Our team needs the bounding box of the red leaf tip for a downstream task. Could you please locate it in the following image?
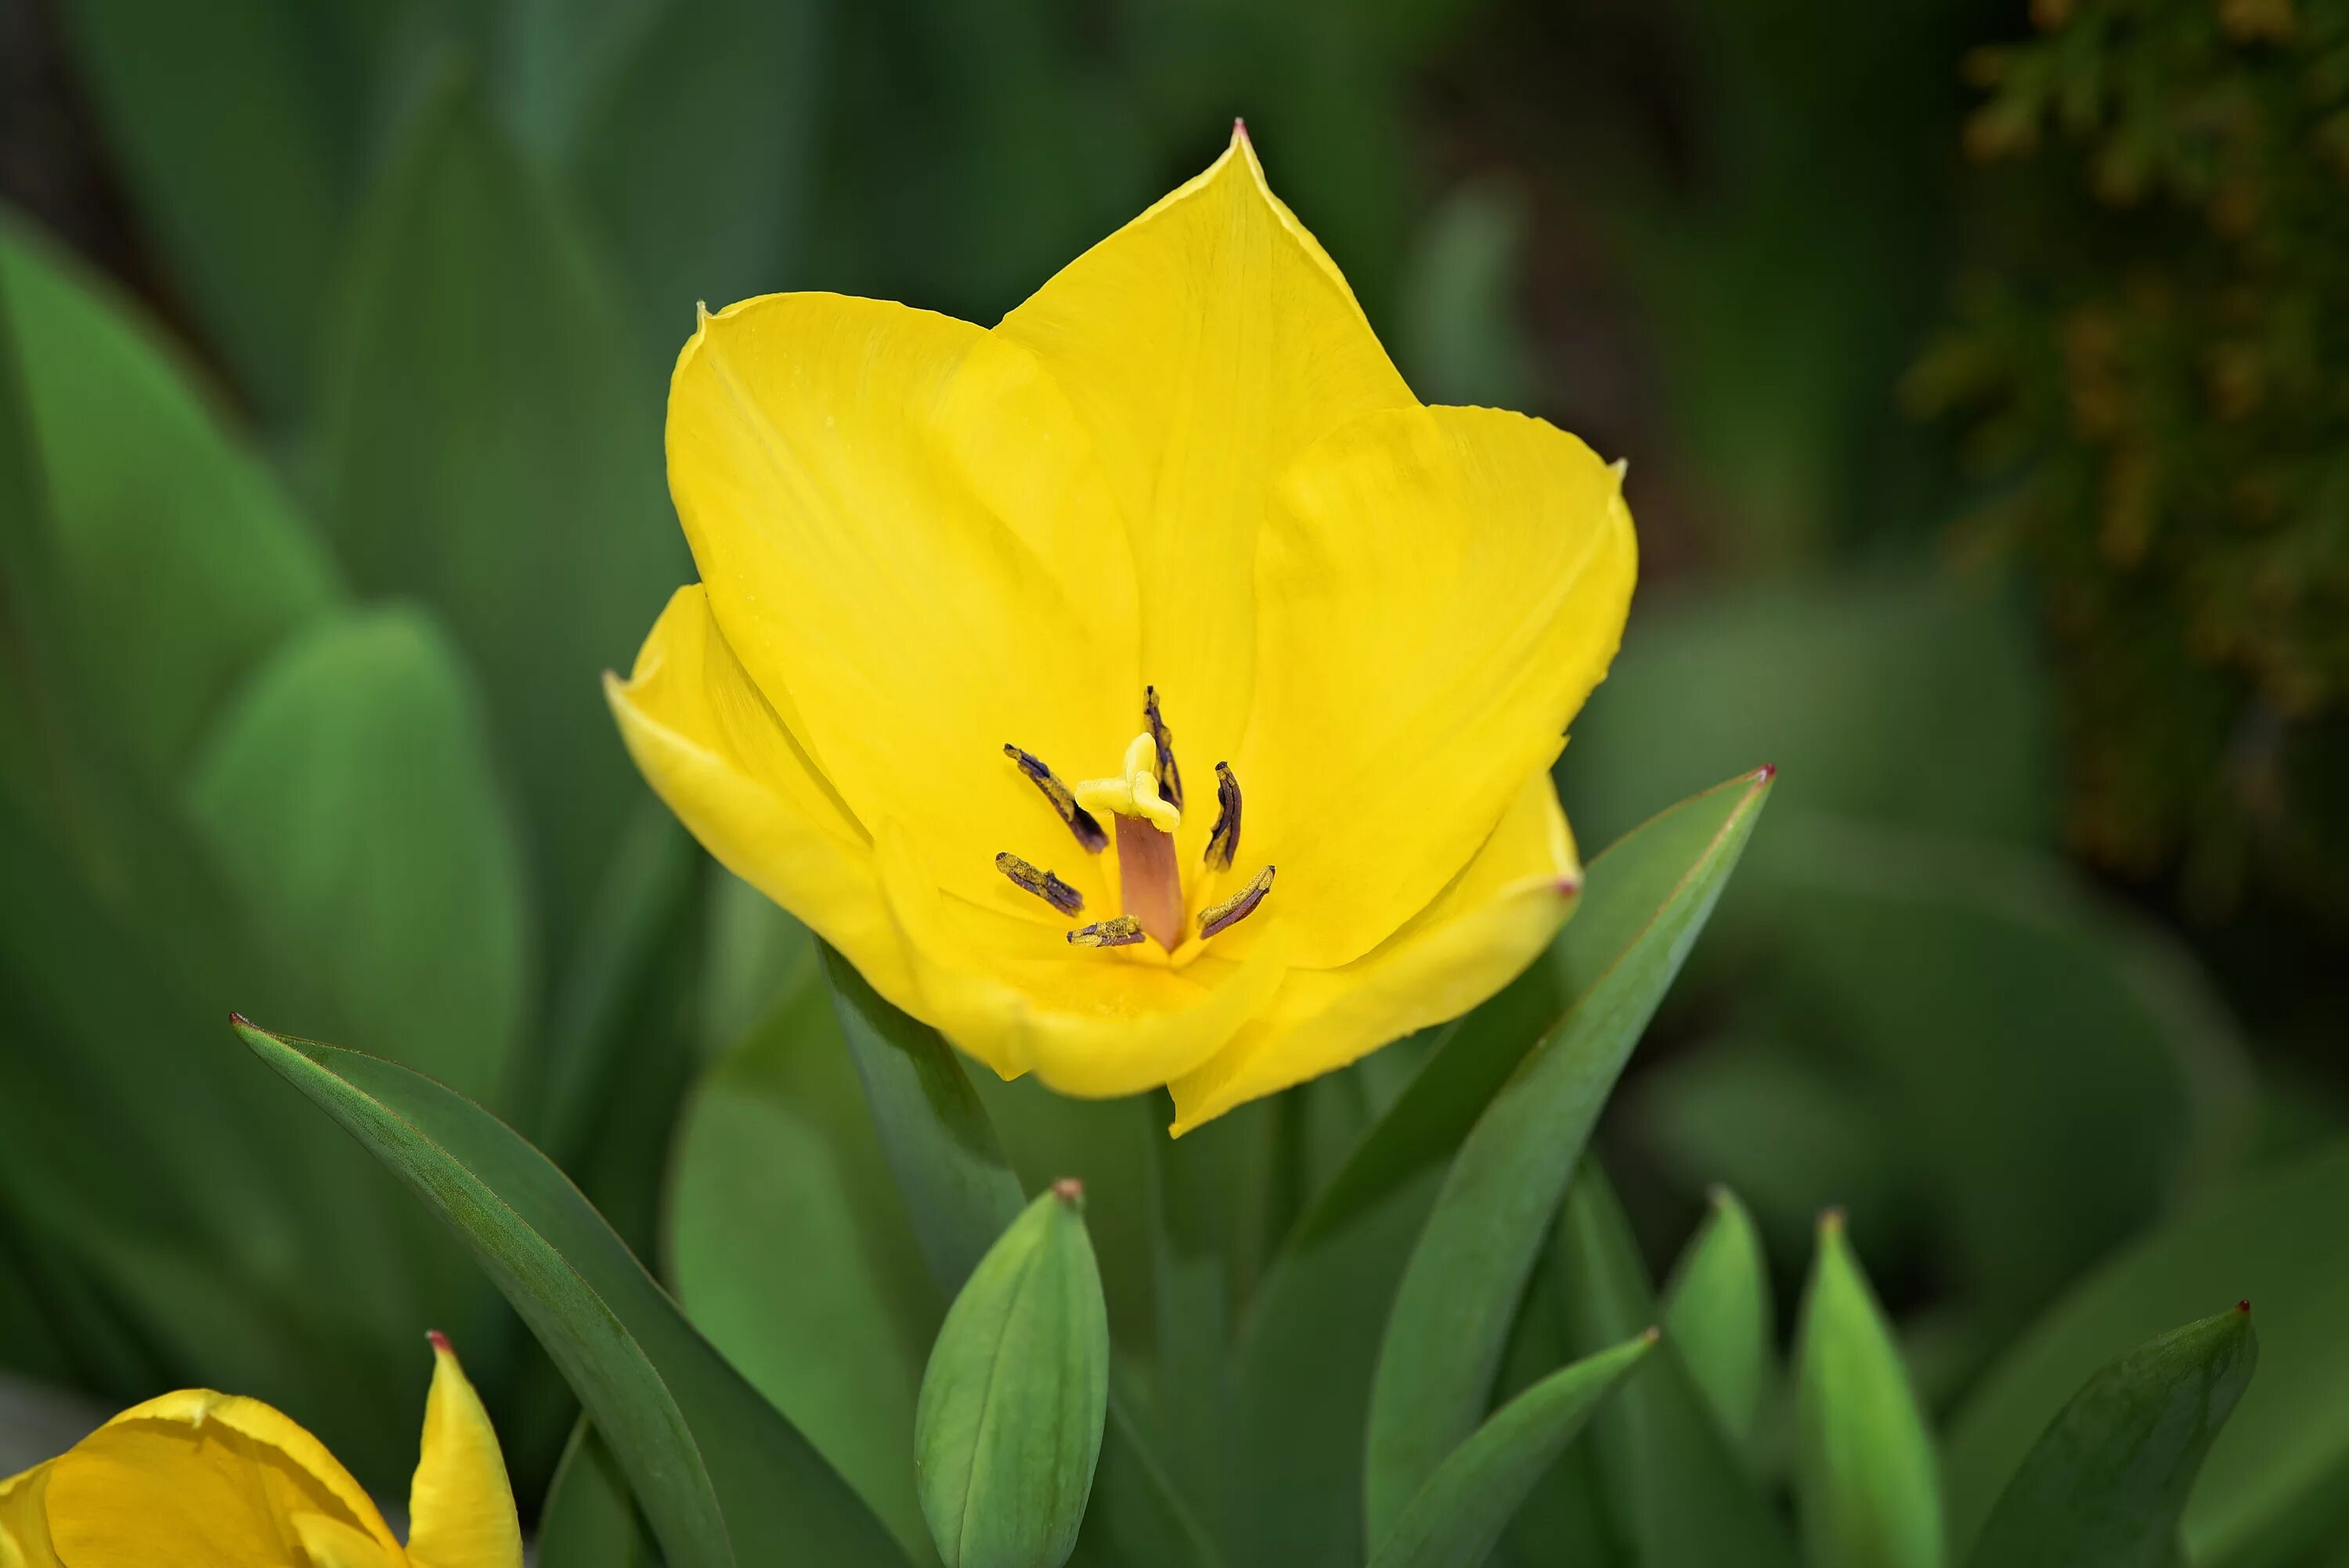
[228,1011,251,1028]
[2237,1299,2252,1314]
[1756,762,1778,782]
[1051,1177,1084,1205]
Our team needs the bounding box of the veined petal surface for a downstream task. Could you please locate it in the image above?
[1171,764,1580,1132]
[39,1391,404,1568]
[1238,405,1632,968]
[998,125,1416,838]
[669,291,1138,913]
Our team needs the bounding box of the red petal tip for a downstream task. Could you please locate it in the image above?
[427,1329,453,1353]
[1555,875,1583,898]
[1232,117,1250,142]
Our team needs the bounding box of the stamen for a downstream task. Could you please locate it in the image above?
[1205,761,1242,871]
[995,852,1083,916]
[1143,686,1183,810]
[1198,866,1275,940]
[1005,744,1109,852]
[1068,915,1146,948]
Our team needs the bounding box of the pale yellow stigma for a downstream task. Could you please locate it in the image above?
[1075,734,1182,832]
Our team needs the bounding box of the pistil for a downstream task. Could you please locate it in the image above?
[1115,815,1185,949]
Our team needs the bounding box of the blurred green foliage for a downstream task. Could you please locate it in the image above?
[2,0,2347,1563]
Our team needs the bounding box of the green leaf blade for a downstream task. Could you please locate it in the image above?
[1367,1332,1654,1568]
[1795,1212,1945,1568]
[237,1018,909,1568]
[1662,1184,1775,1458]
[1362,766,1773,1541]
[1965,1307,2257,1568]
[916,1184,1111,1568]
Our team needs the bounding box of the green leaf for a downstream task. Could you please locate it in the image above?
[539,1417,662,1568]
[916,1184,1110,1568]
[565,0,824,369]
[1661,1185,1774,1458]
[319,70,680,964]
[669,954,939,1562]
[1945,1141,2349,1568]
[1795,1212,1944,1568]
[824,945,1026,1287]
[237,1018,910,1568]
[1553,1161,1796,1568]
[1964,1307,2257,1568]
[1367,1332,1653,1568]
[48,0,381,416]
[820,946,1221,1568]
[1362,766,1773,1541]
[0,218,338,778]
[1227,767,1775,1568]
[189,609,527,1106]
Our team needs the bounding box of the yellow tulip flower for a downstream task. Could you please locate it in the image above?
[609,122,1636,1130]
[0,1335,520,1568]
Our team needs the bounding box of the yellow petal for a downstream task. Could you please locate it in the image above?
[296,1513,405,1568]
[1236,405,1633,969]
[0,1458,63,1568]
[666,291,1138,914]
[997,124,1416,826]
[875,822,1287,1096]
[40,1389,403,1567]
[608,584,911,998]
[405,1335,522,1568]
[1168,764,1581,1132]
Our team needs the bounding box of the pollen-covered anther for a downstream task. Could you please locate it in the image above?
[1205,761,1241,871]
[1143,686,1183,810]
[1005,744,1109,852]
[1067,915,1146,948]
[1198,866,1275,940]
[995,852,1084,916]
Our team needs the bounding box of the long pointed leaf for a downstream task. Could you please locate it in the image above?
[1965,1307,2257,1568]
[1362,767,1772,1540]
[1227,766,1775,1568]
[238,1019,908,1568]
[1368,1332,1654,1568]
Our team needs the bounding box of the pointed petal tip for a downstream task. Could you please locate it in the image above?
[1232,116,1250,145]
[1553,874,1582,899]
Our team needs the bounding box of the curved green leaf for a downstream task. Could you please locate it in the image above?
[1946,1141,2349,1568]
[1362,767,1773,1541]
[1965,1307,2257,1568]
[1368,1332,1652,1568]
[191,609,527,1107]
[1661,1185,1773,1458]
[539,1417,661,1568]
[670,955,938,1561]
[0,218,337,777]
[1226,767,1775,1568]
[319,70,680,963]
[1795,1212,1944,1568]
[916,1184,1110,1568]
[238,1018,910,1568]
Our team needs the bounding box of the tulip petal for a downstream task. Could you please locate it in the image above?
[1237,404,1633,968]
[1168,765,1581,1132]
[667,292,1138,913]
[41,1390,404,1568]
[607,583,915,1000]
[875,823,1286,1097]
[0,1458,63,1568]
[997,125,1416,820]
[406,1336,523,1568]
[294,1513,404,1568]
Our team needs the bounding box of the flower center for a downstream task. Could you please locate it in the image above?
[1001,689,1269,953]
